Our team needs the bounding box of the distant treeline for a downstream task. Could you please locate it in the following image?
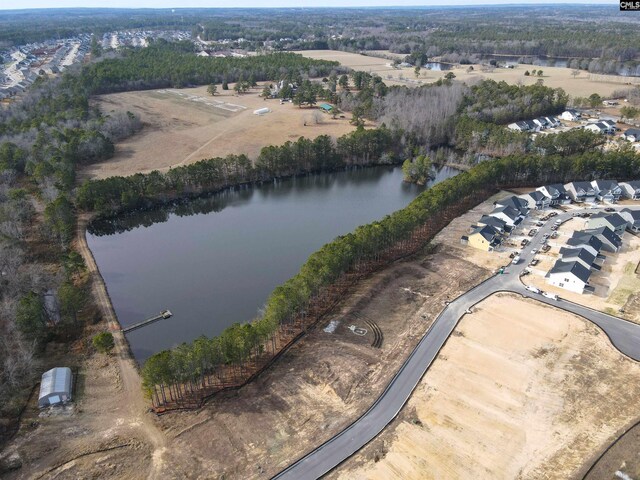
[140,146,640,409]
[76,129,396,214]
[77,41,343,93]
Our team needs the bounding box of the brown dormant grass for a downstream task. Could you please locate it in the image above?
[84,84,356,180]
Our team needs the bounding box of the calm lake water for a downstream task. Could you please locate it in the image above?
[87,165,459,361]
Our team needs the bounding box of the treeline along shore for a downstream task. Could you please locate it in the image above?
[104,144,640,411]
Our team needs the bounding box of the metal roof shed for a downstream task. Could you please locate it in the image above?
[38,367,73,408]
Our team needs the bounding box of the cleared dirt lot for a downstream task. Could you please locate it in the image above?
[155,246,490,479]
[331,293,640,480]
[296,50,627,97]
[84,84,356,180]
[1,240,492,479]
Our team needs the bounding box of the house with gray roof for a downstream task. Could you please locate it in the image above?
[488,205,524,227]
[558,247,601,271]
[547,260,593,294]
[564,181,597,203]
[584,226,623,252]
[476,215,509,234]
[619,208,640,232]
[591,180,622,203]
[566,232,603,256]
[622,128,640,142]
[461,224,502,251]
[586,213,628,237]
[519,190,550,210]
[619,181,640,200]
[536,184,571,205]
[496,195,529,216]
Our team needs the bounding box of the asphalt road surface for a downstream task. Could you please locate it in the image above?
[273,204,640,480]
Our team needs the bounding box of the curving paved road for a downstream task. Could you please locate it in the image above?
[272,205,640,480]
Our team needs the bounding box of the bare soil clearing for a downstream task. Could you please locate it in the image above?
[155,246,490,479]
[0,239,490,479]
[331,294,640,480]
[84,84,356,180]
[296,50,626,97]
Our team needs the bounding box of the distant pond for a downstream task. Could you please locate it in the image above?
[87,165,460,362]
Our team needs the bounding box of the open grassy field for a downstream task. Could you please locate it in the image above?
[332,293,640,480]
[296,50,630,98]
[83,84,356,180]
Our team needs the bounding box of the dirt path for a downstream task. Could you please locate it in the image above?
[75,214,167,478]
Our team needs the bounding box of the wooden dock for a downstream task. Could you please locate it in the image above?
[122,310,172,333]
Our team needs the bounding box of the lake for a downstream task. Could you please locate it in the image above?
[87,165,459,362]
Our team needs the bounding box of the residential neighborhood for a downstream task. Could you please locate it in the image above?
[461,178,640,296]
[0,30,190,100]
[506,107,640,150]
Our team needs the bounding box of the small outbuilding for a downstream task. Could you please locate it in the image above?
[38,367,73,408]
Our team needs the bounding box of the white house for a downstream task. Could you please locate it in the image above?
[591,180,622,203]
[623,128,640,142]
[477,215,509,234]
[518,190,550,210]
[507,120,538,132]
[543,116,560,127]
[560,109,581,122]
[619,208,640,232]
[601,119,617,130]
[533,117,549,129]
[508,121,529,132]
[564,181,597,203]
[584,122,615,135]
[488,205,524,227]
[547,260,593,294]
[619,181,640,200]
[536,184,571,205]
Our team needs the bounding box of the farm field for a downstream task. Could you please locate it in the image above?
[296,50,631,98]
[332,293,640,480]
[84,84,356,180]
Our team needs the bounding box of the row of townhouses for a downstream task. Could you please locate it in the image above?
[461,180,640,253]
[547,209,640,294]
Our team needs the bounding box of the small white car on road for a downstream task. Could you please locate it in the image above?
[542,292,559,301]
[525,285,541,294]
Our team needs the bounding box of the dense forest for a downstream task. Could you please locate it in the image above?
[77,41,343,93]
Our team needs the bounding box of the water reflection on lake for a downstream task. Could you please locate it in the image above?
[87,165,459,361]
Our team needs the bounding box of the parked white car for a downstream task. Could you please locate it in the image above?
[525,285,541,294]
[511,255,521,265]
[542,291,559,301]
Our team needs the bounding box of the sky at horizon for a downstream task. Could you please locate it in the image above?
[0,0,620,11]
